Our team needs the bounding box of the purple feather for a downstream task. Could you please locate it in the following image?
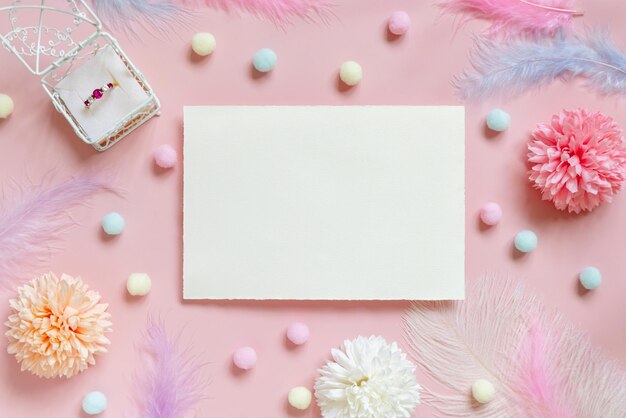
[0,173,110,289]
[457,29,626,100]
[134,317,206,418]
[90,0,189,35]
[184,0,333,24]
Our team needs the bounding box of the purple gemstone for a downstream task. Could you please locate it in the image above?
[107,83,114,89]
[84,100,90,107]
[92,89,103,99]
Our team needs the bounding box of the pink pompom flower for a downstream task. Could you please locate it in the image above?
[528,109,626,213]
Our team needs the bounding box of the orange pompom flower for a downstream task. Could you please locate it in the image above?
[5,273,112,378]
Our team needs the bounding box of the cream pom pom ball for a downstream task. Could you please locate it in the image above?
[127,273,152,296]
[288,386,312,410]
[0,93,14,118]
[339,61,362,86]
[191,32,216,56]
[472,379,495,403]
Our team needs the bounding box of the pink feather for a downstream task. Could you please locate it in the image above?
[438,0,582,38]
[515,322,571,418]
[185,0,332,24]
[133,317,206,418]
[404,277,626,417]
[0,173,110,290]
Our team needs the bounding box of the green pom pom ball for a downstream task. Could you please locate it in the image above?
[579,267,602,290]
[486,109,510,132]
[253,48,277,73]
[102,212,125,235]
[82,391,107,415]
[514,230,537,253]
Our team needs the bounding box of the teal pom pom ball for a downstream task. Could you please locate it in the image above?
[102,212,125,235]
[82,391,107,415]
[514,230,537,253]
[486,109,511,132]
[579,267,602,290]
[253,48,277,73]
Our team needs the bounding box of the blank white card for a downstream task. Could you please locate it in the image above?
[184,106,465,300]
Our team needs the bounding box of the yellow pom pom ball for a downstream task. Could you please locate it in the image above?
[472,379,495,404]
[339,61,362,86]
[126,273,152,296]
[0,93,15,119]
[191,32,216,56]
[288,386,312,410]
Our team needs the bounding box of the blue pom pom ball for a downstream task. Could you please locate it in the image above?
[102,212,125,235]
[486,109,511,132]
[514,230,537,253]
[579,267,602,290]
[253,48,277,73]
[82,391,107,415]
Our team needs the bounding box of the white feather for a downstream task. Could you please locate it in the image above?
[404,277,626,417]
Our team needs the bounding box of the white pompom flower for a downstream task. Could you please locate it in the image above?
[315,335,421,418]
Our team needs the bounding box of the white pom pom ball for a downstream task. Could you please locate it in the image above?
[472,379,495,404]
[0,93,15,119]
[191,32,216,56]
[127,273,152,296]
[339,61,362,86]
[288,386,312,410]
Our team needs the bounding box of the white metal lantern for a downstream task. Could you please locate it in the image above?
[0,0,160,151]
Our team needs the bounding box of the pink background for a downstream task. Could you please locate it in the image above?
[1,1,625,416]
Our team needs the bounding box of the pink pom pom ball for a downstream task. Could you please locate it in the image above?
[153,144,178,169]
[286,322,310,345]
[480,202,502,226]
[528,109,626,213]
[388,11,411,36]
[233,346,257,370]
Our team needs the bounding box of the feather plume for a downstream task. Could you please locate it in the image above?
[90,0,189,35]
[404,277,626,417]
[185,0,332,24]
[438,0,582,38]
[133,317,206,418]
[458,30,626,100]
[515,322,571,418]
[0,173,110,290]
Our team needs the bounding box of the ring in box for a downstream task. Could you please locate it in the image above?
[0,0,160,151]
